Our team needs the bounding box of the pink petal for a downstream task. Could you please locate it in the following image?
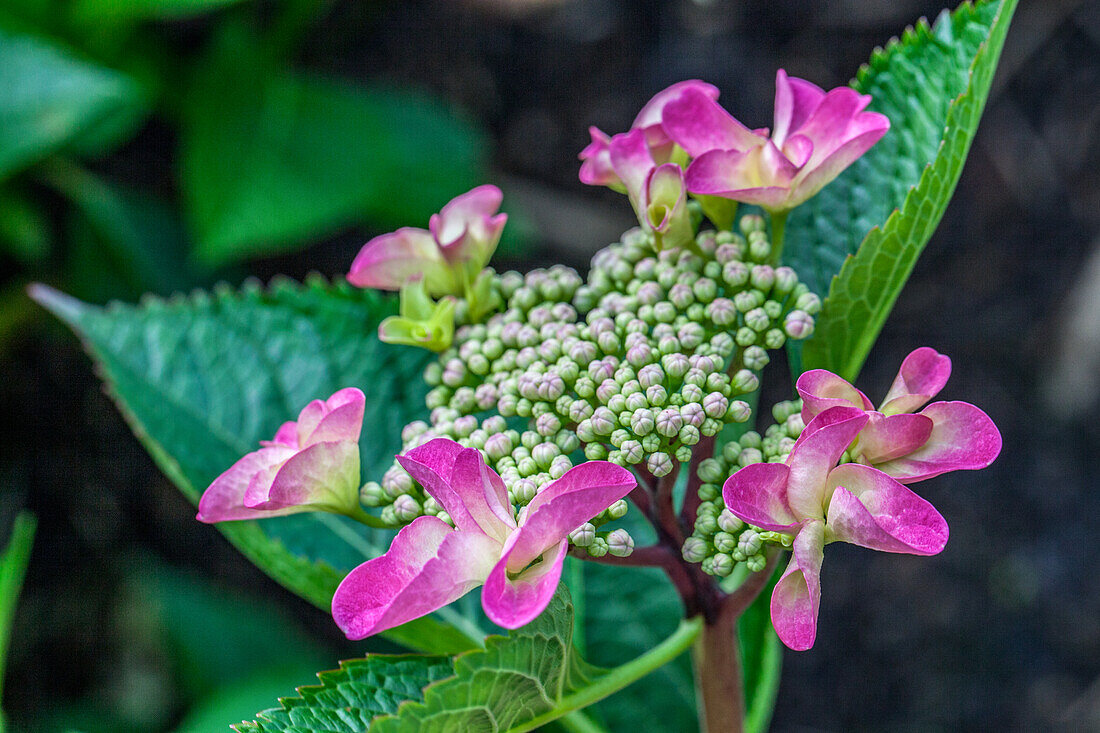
[786,119,889,207]
[770,519,825,651]
[632,79,720,131]
[397,438,515,538]
[796,369,873,422]
[430,184,504,248]
[196,445,296,522]
[825,464,948,555]
[347,227,454,294]
[856,412,934,464]
[261,421,298,448]
[721,462,801,532]
[683,143,797,210]
[578,127,620,187]
[332,516,501,639]
[447,446,517,543]
[786,407,867,520]
[510,461,635,572]
[247,441,360,515]
[791,86,874,158]
[661,87,763,157]
[879,347,952,415]
[302,388,365,447]
[644,163,687,231]
[608,129,656,212]
[482,538,568,629]
[772,69,825,147]
[874,401,1002,483]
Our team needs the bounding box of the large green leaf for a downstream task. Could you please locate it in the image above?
[235,655,456,733]
[785,0,1016,380]
[30,278,481,654]
[0,29,146,180]
[180,35,489,265]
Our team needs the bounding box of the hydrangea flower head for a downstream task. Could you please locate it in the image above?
[332,438,635,636]
[722,406,948,650]
[197,388,364,522]
[348,185,507,297]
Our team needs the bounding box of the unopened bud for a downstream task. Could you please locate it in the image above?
[607,529,635,557]
[570,522,596,546]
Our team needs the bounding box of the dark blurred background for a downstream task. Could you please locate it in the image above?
[2,0,1098,730]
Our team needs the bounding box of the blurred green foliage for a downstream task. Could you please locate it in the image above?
[0,0,491,338]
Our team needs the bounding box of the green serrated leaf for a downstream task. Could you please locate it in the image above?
[0,29,146,180]
[235,655,456,733]
[180,33,488,265]
[791,0,1016,380]
[29,279,482,654]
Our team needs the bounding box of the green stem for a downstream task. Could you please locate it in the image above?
[345,504,392,529]
[557,709,610,733]
[768,210,788,265]
[0,513,37,705]
[507,616,704,733]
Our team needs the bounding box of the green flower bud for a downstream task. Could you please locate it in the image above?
[698,483,720,501]
[380,505,398,526]
[722,261,749,288]
[607,393,628,414]
[647,452,674,477]
[607,529,635,557]
[701,417,722,436]
[762,328,785,350]
[653,301,677,323]
[742,346,769,371]
[587,536,610,557]
[662,353,690,378]
[713,531,738,554]
[697,458,725,484]
[750,264,776,292]
[711,553,735,577]
[585,442,609,460]
[739,447,764,466]
[686,303,707,323]
[762,299,783,320]
[607,499,629,520]
[655,408,684,437]
[513,478,538,504]
[679,423,701,446]
[748,236,771,262]
[731,369,760,394]
[682,536,708,563]
[570,522,596,546]
[735,327,757,347]
[795,292,822,315]
[745,307,770,332]
[717,510,743,533]
[681,384,704,403]
[361,481,386,507]
[784,310,815,340]
[517,456,539,476]
[393,494,422,522]
[641,433,661,453]
[610,428,630,448]
[694,511,718,536]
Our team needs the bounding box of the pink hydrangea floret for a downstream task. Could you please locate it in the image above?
[197,388,364,522]
[723,406,949,651]
[332,438,635,636]
[348,185,507,297]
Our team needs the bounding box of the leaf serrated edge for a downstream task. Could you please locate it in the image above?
[802,0,1017,381]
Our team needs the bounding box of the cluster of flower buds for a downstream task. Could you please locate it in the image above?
[683,398,804,575]
[364,216,817,560]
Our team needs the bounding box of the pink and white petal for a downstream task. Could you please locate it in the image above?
[303,388,365,446]
[787,118,889,207]
[482,539,568,629]
[448,448,517,543]
[721,462,801,531]
[796,369,873,422]
[608,129,657,212]
[252,441,360,514]
[661,87,764,157]
[347,228,453,294]
[771,520,825,651]
[773,70,826,146]
[793,87,874,156]
[824,464,948,555]
[875,401,1002,483]
[632,79,720,131]
[879,347,952,414]
[579,127,621,187]
[684,143,796,210]
[786,407,868,519]
[261,421,298,448]
[780,134,814,168]
[430,185,504,248]
[196,445,296,522]
[332,516,501,640]
[857,412,934,464]
[645,164,687,230]
[508,461,635,572]
[396,438,482,533]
